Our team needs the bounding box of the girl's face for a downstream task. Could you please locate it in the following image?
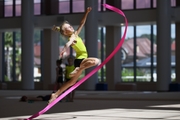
[68,58,74,65]
[62,23,74,36]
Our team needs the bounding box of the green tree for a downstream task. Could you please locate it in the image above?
[139,34,157,43]
[4,32,13,81]
[34,30,41,43]
[15,31,21,42]
[5,32,13,47]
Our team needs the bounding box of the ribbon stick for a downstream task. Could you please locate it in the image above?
[25,4,128,120]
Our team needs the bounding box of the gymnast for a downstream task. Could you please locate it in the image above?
[48,7,99,104]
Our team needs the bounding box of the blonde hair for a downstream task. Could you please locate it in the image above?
[58,21,71,37]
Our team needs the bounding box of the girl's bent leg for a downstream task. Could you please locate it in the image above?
[69,58,99,77]
[79,57,100,70]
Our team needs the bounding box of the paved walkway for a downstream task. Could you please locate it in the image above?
[0,90,180,120]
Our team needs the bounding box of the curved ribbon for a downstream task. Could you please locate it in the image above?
[25,4,128,120]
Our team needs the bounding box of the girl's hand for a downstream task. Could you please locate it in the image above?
[60,51,65,58]
[86,7,92,13]
[52,25,60,32]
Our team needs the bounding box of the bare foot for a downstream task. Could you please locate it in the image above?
[48,93,58,104]
[69,67,79,77]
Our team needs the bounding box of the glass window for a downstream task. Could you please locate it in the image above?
[4,0,13,17]
[59,0,70,13]
[136,0,151,9]
[171,24,176,81]
[153,0,156,8]
[98,0,106,11]
[171,24,175,40]
[136,25,151,38]
[34,29,41,82]
[4,32,13,81]
[122,26,134,40]
[72,0,84,13]
[121,26,134,82]
[153,25,157,82]
[150,25,176,82]
[153,0,176,8]
[15,31,21,81]
[121,0,134,10]
[153,25,157,44]
[171,0,176,7]
[15,0,21,16]
[34,0,41,15]
[136,25,151,82]
[137,68,151,82]
[98,27,106,82]
[121,25,158,82]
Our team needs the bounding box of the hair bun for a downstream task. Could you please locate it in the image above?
[56,27,60,31]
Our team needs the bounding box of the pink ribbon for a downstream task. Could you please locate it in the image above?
[25,4,128,120]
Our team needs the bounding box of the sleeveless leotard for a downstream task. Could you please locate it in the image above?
[65,65,75,79]
[71,36,88,59]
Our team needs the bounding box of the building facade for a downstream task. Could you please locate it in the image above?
[0,0,179,91]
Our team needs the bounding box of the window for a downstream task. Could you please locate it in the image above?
[4,32,13,81]
[59,0,70,13]
[153,0,176,8]
[121,0,134,10]
[136,0,151,9]
[15,0,21,16]
[72,0,84,13]
[34,0,41,15]
[4,0,13,17]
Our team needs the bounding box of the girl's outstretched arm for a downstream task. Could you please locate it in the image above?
[75,7,92,35]
[59,34,76,57]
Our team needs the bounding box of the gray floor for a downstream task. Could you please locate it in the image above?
[0,90,180,120]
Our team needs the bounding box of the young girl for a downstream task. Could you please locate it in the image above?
[54,59,63,92]
[65,57,75,102]
[48,7,99,104]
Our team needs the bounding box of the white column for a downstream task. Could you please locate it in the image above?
[21,0,34,89]
[106,26,122,90]
[156,0,171,91]
[42,29,59,90]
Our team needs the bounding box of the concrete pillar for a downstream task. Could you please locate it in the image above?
[0,32,2,81]
[21,0,34,89]
[175,1,180,83]
[156,0,171,91]
[82,0,98,90]
[42,29,59,90]
[106,0,121,8]
[106,26,122,90]
[176,23,180,83]
[41,0,59,15]
[0,0,4,17]
[176,0,180,6]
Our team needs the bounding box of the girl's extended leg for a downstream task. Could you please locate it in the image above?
[48,57,99,104]
[48,69,83,104]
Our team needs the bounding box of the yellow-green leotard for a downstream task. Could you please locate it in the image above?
[71,36,88,59]
[65,65,75,79]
